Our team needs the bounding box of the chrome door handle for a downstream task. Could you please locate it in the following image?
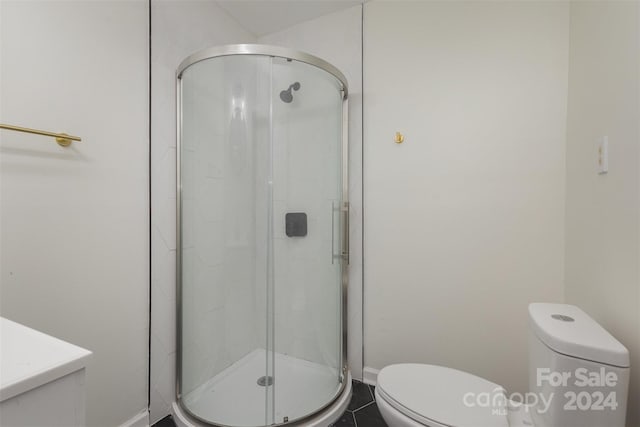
[331,202,335,264]
[331,202,349,265]
[342,202,349,265]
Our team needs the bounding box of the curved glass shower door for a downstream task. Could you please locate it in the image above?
[269,56,345,425]
[177,46,348,427]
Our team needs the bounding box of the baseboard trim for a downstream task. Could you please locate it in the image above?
[119,409,149,427]
[362,366,379,386]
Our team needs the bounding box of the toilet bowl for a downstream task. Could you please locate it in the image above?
[375,364,519,427]
[375,303,630,427]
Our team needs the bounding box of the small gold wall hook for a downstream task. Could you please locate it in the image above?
[394,132,404,144]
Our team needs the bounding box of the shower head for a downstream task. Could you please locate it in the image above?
[279,82,301,103]
[279,90,293,103]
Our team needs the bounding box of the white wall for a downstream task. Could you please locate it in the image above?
[363,1,569,394]
[150,1,255,423]
[564,2,640,425]
[0,1,149,426]
[259,4,364,380]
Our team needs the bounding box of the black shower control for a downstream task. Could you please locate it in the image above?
[285,213,307,237]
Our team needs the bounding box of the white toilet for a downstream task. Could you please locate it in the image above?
[375,303,630,427]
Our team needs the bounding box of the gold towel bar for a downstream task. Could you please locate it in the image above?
[0,124,82,147]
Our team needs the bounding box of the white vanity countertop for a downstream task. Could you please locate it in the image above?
[0,317,92,402]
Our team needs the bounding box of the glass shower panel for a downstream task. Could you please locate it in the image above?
[270,58,344,424]
[179,55,272,427]
[177,45,348,427]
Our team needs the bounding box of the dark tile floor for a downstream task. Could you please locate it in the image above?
[152,380,388,427]
[153,415,176,427]
[331,380,388,427]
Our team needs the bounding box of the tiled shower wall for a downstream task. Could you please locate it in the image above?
[258,3,364,385]
[179,58,262,396]
[268,61,344,369]
[150,2,254,422]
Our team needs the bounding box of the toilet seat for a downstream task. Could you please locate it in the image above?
[376,364,510,427]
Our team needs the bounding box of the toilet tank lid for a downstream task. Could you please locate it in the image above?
[528,303,629,368]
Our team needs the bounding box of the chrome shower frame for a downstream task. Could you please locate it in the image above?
[175,44,349,427]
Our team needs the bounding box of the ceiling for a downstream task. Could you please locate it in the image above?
[216,1,363,37]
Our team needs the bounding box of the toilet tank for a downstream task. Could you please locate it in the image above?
[528,303,629,427]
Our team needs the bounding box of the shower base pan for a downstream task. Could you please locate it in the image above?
[172,349,351,427]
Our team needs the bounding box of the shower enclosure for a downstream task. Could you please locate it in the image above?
[176,45,349,427]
